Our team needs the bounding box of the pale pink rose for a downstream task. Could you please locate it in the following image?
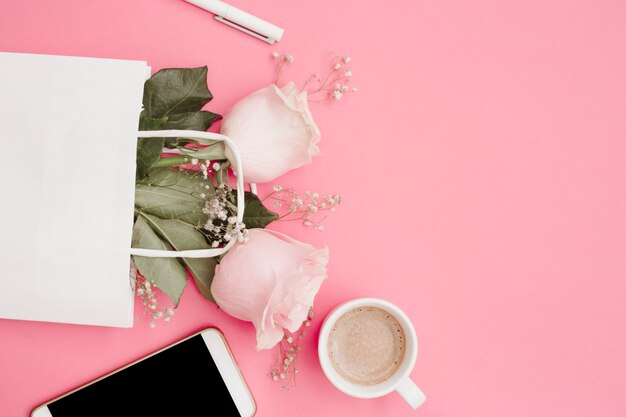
[211,229,329,350]
[221,81,321,183]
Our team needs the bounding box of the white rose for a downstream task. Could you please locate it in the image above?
[211,229,329,350]
[221,82,321,183]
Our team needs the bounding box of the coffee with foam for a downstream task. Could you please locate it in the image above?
[327,307,406,386]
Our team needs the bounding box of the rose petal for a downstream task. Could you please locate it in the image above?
[254,292,285,350]
[275,248,329,332]
[211,229,329,350]
[221,83,321,183]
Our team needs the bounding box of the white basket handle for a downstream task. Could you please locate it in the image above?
[129,130,244,259]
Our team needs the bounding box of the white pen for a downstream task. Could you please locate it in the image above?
[184,0,284,44]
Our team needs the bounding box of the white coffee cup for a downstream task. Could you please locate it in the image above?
[318,298,426,409]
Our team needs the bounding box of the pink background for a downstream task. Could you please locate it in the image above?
[1,0,625,416]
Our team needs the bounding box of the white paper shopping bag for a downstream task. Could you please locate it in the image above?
[0,52,150,327]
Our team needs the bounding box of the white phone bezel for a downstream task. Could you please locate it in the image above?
[31,327,256,417]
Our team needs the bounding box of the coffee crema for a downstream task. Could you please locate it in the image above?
[327,306,406,386]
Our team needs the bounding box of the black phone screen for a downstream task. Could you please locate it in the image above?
[47,334,240,416]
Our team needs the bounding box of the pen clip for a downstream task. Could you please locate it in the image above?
[214,15,276,44]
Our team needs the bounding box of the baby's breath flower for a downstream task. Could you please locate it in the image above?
[331,90,343,101]
[263,186,342,231]
[286,52,355,103]
[273,184,282,191]
[201,182,248,247]
[272,52,294,84]
[132,271,175,328]
[270,308,315,389]
[212,162,221,171]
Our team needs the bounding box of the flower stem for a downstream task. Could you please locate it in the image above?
[152,143,227,168]
[151,155,191,168]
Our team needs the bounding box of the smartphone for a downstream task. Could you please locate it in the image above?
[31,328,256,417]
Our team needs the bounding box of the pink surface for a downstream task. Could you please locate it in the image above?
[1,0,625,416]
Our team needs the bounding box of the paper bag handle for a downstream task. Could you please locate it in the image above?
[129,130,244,259]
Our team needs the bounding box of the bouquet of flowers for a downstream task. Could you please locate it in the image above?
[131,53,355,385]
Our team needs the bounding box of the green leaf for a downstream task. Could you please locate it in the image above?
[140,214,218,302]
[131,216,188,307]
[143,67,213,118]
[187,256,217,301]
[135,168,210,226]
[137,68,219,178]
[243,192,279,228]
[139,114,168,130]
[179,143,225,161]
[164,111,221,130]
[136,113,168,181]
[162,111,222,148]
[136,137,165,181]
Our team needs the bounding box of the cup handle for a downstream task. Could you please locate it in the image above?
[396,378,426,409]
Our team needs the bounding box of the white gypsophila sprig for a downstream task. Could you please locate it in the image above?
[202,183,249,247]
[270,52,357,102]
[270,308,315,389]
[133,272,175,328]
[187,158,248,247]
[272,52,295,84]
[303,53,357,103]
[264,186,342,231]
